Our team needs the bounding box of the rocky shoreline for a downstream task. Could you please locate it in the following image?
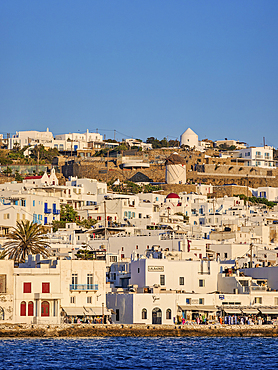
[1,324,278,338]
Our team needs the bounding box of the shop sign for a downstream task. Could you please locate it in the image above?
[148,266,164,272]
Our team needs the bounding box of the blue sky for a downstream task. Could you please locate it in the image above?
[0,0,278,146]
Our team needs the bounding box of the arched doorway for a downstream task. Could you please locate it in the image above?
[0,307,4,320]
[20,301,26,316]
[28,301,34,316]
[152,307,162,324]
[41,301,50,317]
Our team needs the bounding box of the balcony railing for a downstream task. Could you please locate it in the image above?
[44,208,52,214]
[53,209,60,215]
[69,284,98,291]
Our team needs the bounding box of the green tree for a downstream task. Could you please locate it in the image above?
[60,204,78,222]
[15,171,23,182]
[1,221,50,264]
[3,167,12,176]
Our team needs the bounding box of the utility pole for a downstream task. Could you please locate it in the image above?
[36,147,40,174]
[104,200,107,240]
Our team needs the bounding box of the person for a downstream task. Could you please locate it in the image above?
[77,318,81,324]
[182,317,185,325]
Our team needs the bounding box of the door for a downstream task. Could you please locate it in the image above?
[152,307,162,324]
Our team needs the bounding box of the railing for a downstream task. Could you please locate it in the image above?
[251,286,267,291]
[69,284,98,291]
[44,208,52,214]
[53,209,60,215]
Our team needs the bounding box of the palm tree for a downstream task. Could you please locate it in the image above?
[1,220,50,264]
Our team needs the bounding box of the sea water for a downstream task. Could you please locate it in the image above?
[0,337,277,369]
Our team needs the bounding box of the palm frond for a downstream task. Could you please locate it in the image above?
[2,220,51,264]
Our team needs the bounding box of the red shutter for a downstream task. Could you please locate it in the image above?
[20,301,26,316]
[42,282,50,293]
[28,301,34,316]
[23,282,31,293]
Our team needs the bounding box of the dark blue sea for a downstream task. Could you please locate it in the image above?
[0,337,277,369]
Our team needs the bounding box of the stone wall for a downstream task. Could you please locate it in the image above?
[60,149,278,189]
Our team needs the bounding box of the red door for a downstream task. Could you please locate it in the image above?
[41,301,50,317]
[28,301,34,316]
[20,301,26,316]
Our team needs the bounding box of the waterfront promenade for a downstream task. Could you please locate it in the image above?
[1,324,278,338]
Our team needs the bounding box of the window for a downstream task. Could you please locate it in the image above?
[28,301,34,316]
[166,308,172,320]
[33,200,35,207]
[255,297,262,304]
[87,274,93,286]
[70,296,75,304]
[199,298,204,305]
[199,280,205,287]
[224,253,228,258]
[41,301,50,317]
[116,309,120,321]
[138,268,140,273]
[87,296,92,304]
[23,282,31,293]
[186,298,191,305]
[179,277,184,285]
[0,275,6,293]
[3,214,10,220]
[142,308,147,320]
[42,282,50,293]
[274,297,278,305]
[72,274,78,285]
[160,275,165,286]
[110,256,117,262]
[20,301,26,316]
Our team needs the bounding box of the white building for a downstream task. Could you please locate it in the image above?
[165,153,186,184]
[124,138,152,150]
[236,146,275,168]
[8,129,54,150]
[180,128,198,148]
[215,139,247,149]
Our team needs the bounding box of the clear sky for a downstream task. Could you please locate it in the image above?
[0,0,278,146]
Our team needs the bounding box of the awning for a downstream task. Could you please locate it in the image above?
[241,308,259,315]
[63,307,111,316]
[178,305,217,312]
[62,307,86,316]
[223,309,241,314]
[259,309,278,315]
[83,307,111,316]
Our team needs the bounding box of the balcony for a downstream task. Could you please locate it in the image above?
[44,208,52,214]
[69,284,98,291]
[53,209,60,215]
